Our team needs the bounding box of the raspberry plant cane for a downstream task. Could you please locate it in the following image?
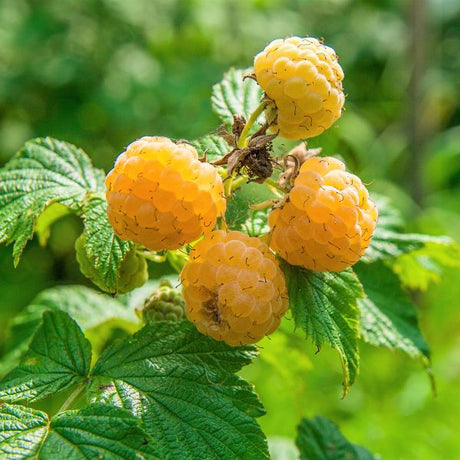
[0,35,457,460]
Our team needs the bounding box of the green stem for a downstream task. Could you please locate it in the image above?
[59,381,86,413]
[264,177,286,194]
[230,175,249,192]
[237,101,268,149]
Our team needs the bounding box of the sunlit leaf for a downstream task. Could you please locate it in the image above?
[89,321,269,459]
[282,263,363,395]
[82,196,134,293]
[0,404,49,459]
[0,137,104,263]
[211,68,264,127]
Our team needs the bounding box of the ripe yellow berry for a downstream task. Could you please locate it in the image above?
[106,137,226,251]
[181,230,289,346]
[268,156,378,272]
[254,37,345,140]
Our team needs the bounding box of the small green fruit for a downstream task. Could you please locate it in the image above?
[140,279,185,323]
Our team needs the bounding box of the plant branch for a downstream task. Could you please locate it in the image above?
[237,101,268,149]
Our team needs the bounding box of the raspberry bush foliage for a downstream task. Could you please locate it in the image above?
[0,36,459,459]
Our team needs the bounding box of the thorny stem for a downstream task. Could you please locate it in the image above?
[237,101,268,149]
[59,381,86,413]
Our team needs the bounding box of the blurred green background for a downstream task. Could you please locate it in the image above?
[0,0,459,458]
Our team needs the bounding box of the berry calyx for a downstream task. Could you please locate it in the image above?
[254,36,345,140]
[106,136,226,251]
[181,230,289,346]
[268,156,378,272]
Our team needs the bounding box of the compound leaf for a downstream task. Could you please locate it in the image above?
[90,321,268,460]
[0,311,91,403]
[355,262,430,361]
[0,137,104,263]
[0,404,49,459]
[296,416,379,460]
[282,263,363,395]
[211,68,264,127]
[82,196,134,293]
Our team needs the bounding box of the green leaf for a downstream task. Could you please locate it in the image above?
[392,239,460,291]
[0,404,49,459]
[0,285,139,377]
[191,134,230,162]
[0,137,104,263]
[0,311,91,403]
[354,262,430,361]
[90,321,268,460]
[82,196,134,292]
[35,202,71,246]
[40,404,158,459]
[0,403,158,459]
[211,68,263,127]
[296,416,379,460]
[282,263,363,395]
[364,195,452,263]
[226,181,276,231]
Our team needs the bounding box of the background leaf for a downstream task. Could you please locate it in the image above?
[354,262,430,361]
[296,415,380,459]
[391,240,460,291]
[0,310,91,403]
[282,263,363,395]
[0,137,104,263]
[82,196,134,293]
[0,404,49,459]
[89,321,268,460]
[211,68,264,127]
[363,196,453,263]
[0,285,139,377]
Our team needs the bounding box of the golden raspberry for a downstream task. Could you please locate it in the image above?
[268,156,378,272]
[254,36,345,140]
[181,230,289,346]
[106,136,226,251]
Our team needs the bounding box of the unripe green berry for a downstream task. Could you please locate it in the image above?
[140,279,185,323]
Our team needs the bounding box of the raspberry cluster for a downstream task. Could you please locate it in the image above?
[181,230,288,346]
[106,136,226,251]
[254,36,344,140]
[100,35,378,346]
[268,156,378,272]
